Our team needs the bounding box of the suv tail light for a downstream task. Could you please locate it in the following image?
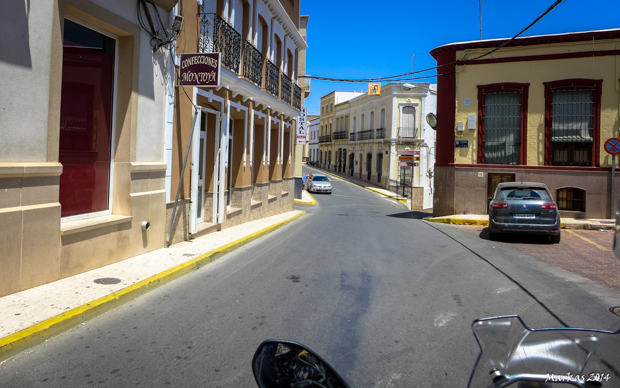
[541,203,557,209]
[492,202,508,209]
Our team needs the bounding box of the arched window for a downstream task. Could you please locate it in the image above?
[557,188,586,212]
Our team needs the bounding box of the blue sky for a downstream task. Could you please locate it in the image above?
[299,0,620,116]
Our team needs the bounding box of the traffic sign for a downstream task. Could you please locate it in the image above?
[604,138,620,155]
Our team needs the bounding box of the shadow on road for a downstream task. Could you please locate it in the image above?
[479,227,555,245]
[386,211,432,219]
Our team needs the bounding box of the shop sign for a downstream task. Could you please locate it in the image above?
[368,83,381,96]
[297,108,307,145]
[179,53,221,87]
[455,140,469,148]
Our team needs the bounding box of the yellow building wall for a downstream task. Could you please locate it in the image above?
[454,41,620,166]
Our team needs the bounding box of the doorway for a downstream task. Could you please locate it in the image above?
[487,173,515,212]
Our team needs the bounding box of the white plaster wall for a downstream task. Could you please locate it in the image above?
[0,0,55,162]
[89,0,169,163]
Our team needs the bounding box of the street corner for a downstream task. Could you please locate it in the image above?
[294,191,317,205]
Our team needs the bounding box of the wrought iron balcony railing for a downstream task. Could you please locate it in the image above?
[319,134,332,143]
[242,40,262,87]
[199,13,241,74]
[349,132,356,141]
[293,84,302,110]
[333,131,347,140]
[264,59,280,98]
[358,129,374,141]
[376,128,386,139]
[280,73,292,105]
[398,127,418,138]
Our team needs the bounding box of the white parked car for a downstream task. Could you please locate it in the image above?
[307,174,332,194]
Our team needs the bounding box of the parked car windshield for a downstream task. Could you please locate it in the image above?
[497,188,551,201]
[312,176,329,182]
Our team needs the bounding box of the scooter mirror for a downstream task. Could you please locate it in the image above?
[252,340,351,388]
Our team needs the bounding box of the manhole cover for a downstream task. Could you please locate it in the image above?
[94,278,122,285]
[609,306,620,318]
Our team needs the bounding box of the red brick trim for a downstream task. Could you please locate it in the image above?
[452,163,611,172]
[476,83,529,165]
[456,50,620,66]
[543,79,603,167]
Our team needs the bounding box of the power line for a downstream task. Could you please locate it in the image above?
[301,0,565,83]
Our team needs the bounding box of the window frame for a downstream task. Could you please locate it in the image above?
[476,83,529,165]
[544,79,603,167]
[60,15,119,223]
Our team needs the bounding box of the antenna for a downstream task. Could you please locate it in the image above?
[479,0,485,40]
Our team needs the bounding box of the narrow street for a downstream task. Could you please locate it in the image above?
[1,167,619,388]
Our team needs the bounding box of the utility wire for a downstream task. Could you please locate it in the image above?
[301,0,565,83]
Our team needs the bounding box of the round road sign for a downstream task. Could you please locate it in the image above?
[604,138,620,155]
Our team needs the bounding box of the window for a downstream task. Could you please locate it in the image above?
[557,188,586,212]
[380,109,385,128]
[353,117,356,132]
[345,116,349,132]
[370,111,375,130]
[477,83,529,165]
[544,79,602,166]
[361,114,365,131]
[336,118,339,132]
[59,19,116,218]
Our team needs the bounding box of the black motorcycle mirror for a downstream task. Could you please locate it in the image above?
[252,340,351,388]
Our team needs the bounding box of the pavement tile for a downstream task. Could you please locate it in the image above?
[455,225,620,293]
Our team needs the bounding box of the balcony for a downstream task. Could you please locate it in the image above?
[376,128,386,139]
[398,127,418,139]
[199,13,241,74]
[264,59,280,98]
[349,132,356,141]
[281,73,292,105]
[319,134,332,143]
[358,129,374,141]
[333,131,347,140]
[304,79,311,97]
[293,84,302,110]
[198,11,301,112]
[242,40,262,87]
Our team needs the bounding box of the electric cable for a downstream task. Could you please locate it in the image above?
[301,0,565,83]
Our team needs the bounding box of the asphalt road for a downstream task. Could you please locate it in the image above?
[1,166,620,388]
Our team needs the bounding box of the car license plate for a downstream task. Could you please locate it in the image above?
[514,214,535,219]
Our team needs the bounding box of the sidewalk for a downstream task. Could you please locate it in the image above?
[0,210,305,361]
[303,165,408,203]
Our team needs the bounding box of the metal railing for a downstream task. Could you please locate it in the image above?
[388,179,412,198]
[281,73,292,105]
[376,128,386,139]
[199,13,241,74]
[319,134,332,143]
[264,59,280,98]
[293,84,302,110]
[333,131,347,140]
[358,129,374,140]
[198,11,304,112]
[242,40,262,87]
[397,127,418,138]
[349,132,356,141]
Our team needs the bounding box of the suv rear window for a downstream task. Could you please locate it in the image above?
[497,188,551,201]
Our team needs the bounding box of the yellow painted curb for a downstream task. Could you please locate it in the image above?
[294,192,316,205]
[424,217,489,226]
[366,187,408,203]
[0,211,306,362]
